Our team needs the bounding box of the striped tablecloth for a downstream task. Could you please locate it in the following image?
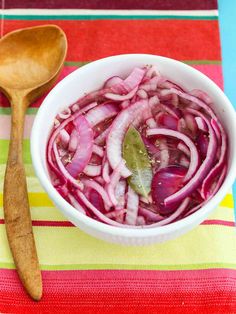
[0,1,236,313]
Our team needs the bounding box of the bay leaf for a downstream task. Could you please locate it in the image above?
[123,126,153,197]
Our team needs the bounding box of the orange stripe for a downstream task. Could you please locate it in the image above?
[4,20,221,61]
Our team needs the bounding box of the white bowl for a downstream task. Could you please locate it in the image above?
[31,54,236,246]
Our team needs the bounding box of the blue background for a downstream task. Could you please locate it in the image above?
[218,0,236,217]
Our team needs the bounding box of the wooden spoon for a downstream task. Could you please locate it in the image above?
[0,25,67,301]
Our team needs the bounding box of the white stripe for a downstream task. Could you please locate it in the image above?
[0,8,219,17]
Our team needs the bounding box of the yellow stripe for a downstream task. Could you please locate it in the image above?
[208,206,235,222]
[0,164,44,193]
[220,194,234,208]
[0,207,66,221]
[1,224,236,269]
[0,193,54,207]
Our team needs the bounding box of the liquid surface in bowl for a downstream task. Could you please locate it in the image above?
[46,65,227,228]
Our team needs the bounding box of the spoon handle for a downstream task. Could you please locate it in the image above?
[3,95,42,301]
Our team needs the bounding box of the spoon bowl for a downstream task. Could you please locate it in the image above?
[0,25,67,301]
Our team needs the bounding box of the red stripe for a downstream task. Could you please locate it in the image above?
[0,218,234,228]
[5,0,218,10]
[201,220,235,227]
[0,269,235,313]
[4,20,221,61]
[0,218,74,227]
[32,220,74,227]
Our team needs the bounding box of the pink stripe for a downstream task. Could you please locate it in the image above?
[0,268,235,297]
[0,115,35,139]
[192,64,223,89]
[1,268,236,292]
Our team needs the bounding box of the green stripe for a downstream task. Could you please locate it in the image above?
[1,262,235,271]
[2,15,218,21]
[65,61,89,67]
[65,60,222,67]
[0,107,38,115]
[183,60,222,65]
[0,139,31,164]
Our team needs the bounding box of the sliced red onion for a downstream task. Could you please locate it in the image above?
[179,155,190,168]
[104,76,125,94]
[164,116,217,207]
[122,67,146,92]
[184,113,198,135]
[160,103,180,119]
[160,80,184,91]
[211,165,227,196]
[59,129,70,148]
[211,118,222,144]
[68,129,78,152]
[80,101,98,113]
[140,76,164,92]
[136,216,146,226]
[196,133,209,159]
[145,65,160,78]
[92,144,104,158]
[85,103,119,127]
[84,165,102,177]
[139,206,163,222]
[159,139,170,169]
[94,176,105,185]
[137,89,148,99]
[146,117,157,128]
[76,190,143,228]
[94,126,111,145]
[148,95,160,107]
[52,142,83,190]
[115,180,126,209]
[156,112,178,130]
[190,89,212,105]
[66,115,94,178]
[172,93,179,107]
[83,179,112,208]
[147,128,199,182]
[76,87,111,108]
[47,111,83,176]
[168,88,218,121]
[104,86,138,101]
[68,194,86,214]
[151,165,187,215]
[185,203,202,217]
[58,108,71,120]
[195,116,208,132]
[200,119,227,199]
[106,209,126,220]
[177,142,190,157]
[120,100,130,109]
[48,66,228,228]
[107,99,149,177]
[106,161,125,206]
[102,160,110,183]
[177,118,187,133]
[125,186,139,225]
[144,197,190,227]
